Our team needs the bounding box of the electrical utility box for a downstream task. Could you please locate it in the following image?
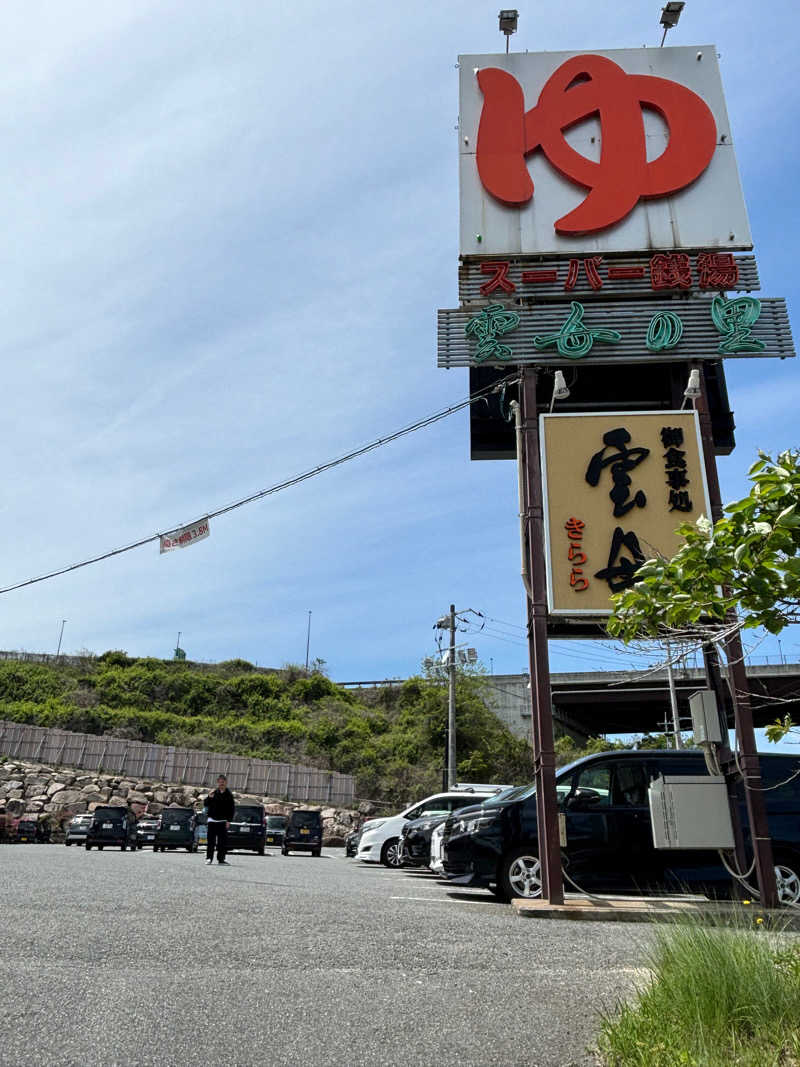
[649,775,735,850]
[689,689,724,744]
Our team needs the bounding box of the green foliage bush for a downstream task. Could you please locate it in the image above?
[598,913,800,1066]
[0,658,533,804]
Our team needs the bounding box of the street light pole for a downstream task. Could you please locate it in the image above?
[305,611,312,672]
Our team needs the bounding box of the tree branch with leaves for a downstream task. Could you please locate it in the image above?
[607,450,800,741]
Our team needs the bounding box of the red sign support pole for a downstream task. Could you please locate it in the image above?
[520,367,564,904]
[693,363,778,908]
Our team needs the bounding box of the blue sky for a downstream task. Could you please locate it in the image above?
[0,1,797,690]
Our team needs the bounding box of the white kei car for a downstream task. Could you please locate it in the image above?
[356,785,512,868]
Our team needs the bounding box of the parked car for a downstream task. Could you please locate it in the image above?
[356,785,513,868]
[136,815,161,849]
[399,813,451,868]
[282,809,323,856]
[429,822,446,875]
[345,824,364,858]
[194,810,208,851]
[265,814,288,848]
[85,806,138,851]
[410,788,522,871]
[16,816,47,843]
[65,813,94,846]
[228,804,267,855]
[442,750,800,903]
[154,807,196,852]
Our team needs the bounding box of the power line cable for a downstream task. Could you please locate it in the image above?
[0,374,517,597]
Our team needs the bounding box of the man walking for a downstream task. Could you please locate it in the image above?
[204,774,235,865]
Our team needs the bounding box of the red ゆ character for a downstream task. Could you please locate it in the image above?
[475,55,717,236]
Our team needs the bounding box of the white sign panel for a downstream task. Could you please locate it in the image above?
[458,46,751,257]
[160,518,210,553]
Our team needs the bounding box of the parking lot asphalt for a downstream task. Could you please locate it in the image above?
[0,845,650,1067]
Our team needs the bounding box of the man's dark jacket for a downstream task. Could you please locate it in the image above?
[205,788,235,821]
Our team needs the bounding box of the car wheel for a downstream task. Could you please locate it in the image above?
[312,848,321,857]
[380,838,402,868]
[186,846,193,853]
[775,859,800,906]
[499,848,543,900]
[65,840,71,847]
[85,843,91,851]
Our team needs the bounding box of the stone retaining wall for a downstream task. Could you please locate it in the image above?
[0,758,373,845]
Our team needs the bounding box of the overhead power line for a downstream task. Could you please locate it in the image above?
[0,375,517,598]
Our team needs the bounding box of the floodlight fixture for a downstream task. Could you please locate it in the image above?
[683,367,702,407]
[552,370,570,401]
[549,369,571,411]
[498,9,519,53]
[660,2,685,45]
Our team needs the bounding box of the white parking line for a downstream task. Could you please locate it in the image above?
[389,895,489,904]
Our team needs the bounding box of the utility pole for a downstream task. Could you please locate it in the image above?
[664,639,683,748]
[56,619,67,657]
[435,607,459,789]
[447,604,457,789]
[305,611,312,672]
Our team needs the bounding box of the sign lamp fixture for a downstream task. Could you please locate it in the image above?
[660,1,685,45]
[498,9,518,53]
[683,367,702,406]
[550,370,571,411]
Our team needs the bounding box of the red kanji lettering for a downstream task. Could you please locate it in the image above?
[650,253,692,290]
[479,261,516,295]
[697,252,739,290]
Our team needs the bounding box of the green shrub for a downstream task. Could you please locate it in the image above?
[598,914,800,1067]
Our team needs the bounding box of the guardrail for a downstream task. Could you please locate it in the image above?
[0,721,354,807]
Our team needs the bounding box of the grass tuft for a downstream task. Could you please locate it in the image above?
[597,912,800,1067]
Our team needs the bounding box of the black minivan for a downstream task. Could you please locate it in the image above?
[442,750,800,903]
[86,805,138,851]
[282,809,323,856]
[153,807,196,853]
[228,804,266,855]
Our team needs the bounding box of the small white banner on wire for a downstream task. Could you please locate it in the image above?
[160,518,210,554]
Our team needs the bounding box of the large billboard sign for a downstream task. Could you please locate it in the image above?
[540,411,710,616]
[458,47,752,256]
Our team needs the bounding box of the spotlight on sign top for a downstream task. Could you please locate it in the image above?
[660,1,685,44]
[660,2,685,28]
[498,9,518,52]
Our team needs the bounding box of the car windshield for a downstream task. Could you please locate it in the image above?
[266,816,287,829]
[163,811,192,824]
[483,784,535,806]
[233,807,263,822]
[94,808,125,820]
[291,812,320,827]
